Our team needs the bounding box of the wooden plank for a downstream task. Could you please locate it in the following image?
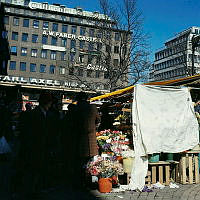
[182,156,187,184]
[194,155,200,183]
[188,155,193,184]
[175,163,179,183]
[152,166,157,184]
[159,166,163,184]
[165,165,170,185]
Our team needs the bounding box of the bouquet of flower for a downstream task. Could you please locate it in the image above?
[96,129,131,155]
[86,156,124,178]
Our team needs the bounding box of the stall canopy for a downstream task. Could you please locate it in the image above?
[90,74,200,102]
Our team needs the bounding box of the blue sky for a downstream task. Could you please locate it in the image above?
[37,0,200,61]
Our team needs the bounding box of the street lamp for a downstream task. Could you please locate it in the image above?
[191,35,200,75]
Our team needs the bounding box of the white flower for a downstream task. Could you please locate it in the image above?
[106,139,112,143]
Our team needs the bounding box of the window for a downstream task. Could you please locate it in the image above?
[87,69,92,77]
[104,71,109,79]
[61,16,67,21]
[32,34,38,43]
[113,59,119,66]
[52,23,58,31]
[22,33,28,42]
[115,32,120,41]
[33,20,39,28]
[9,61,16,70]
[30,63,36,72]
[88,43,94,51]
[88,55,93,64]
[31,49,37,57]
[12,32,18,40]
[41,49,47,58]
[70,40,76,49]
[80,27,86,36]
[42,35,48,44]
[62,25,68,33]
[13,17,19,26]
[114,46,119,54]
[69,67,74,75]
[78,68,83,76]
[23,19,29,27]
[79,54,84,63]
[70,53,75,62]
[20,62,26,71]
[106,45,111,52]
[10,46,17,55]
[61,38,67,47]
[70,17,76,23]
[89,29,95,37]
[43,21,49,29]
[60,52,66,60]
[97,43,102,51]
[40,64,46,73]
[79,41,85,49]
[59,66,65,75]
[2,31,8,39]
[71,26,77,34]
[4,16,9,24]
[49,65,55,74]
[95,71,100,78]
[51,37,57,46]
[21,47,27,56]
[50,51,56,60]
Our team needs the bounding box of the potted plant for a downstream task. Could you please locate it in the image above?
[86,156,124,193]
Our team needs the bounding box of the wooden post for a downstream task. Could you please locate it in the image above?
[165,165,170,185]
[152,166,157,184]
[188,155,193,184]
[182,156,187,184]
[194,155,199,183]
[159,166,163,184]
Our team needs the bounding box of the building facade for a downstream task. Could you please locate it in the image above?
[149,27,200,82]
[0,0,127,95]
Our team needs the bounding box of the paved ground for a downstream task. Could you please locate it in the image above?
[1,183,200,200]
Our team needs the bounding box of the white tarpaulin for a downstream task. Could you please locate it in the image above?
[124,85,199,191]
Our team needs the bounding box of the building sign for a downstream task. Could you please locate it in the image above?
[29,1,106,20]
[0,75,86,89]
[0,76,107,91]
[87,64,107,71]
[43,30,101,43]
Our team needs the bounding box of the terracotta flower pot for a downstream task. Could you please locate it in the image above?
[98,177,112,193]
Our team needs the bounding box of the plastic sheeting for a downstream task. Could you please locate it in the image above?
[128,85,199,191]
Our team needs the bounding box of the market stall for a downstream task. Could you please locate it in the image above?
[88,74,200,192]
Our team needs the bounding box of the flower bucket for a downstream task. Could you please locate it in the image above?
[149,154,160,163]
[123,157,134,173]
[98,177,112,193]
[166,153,174,161]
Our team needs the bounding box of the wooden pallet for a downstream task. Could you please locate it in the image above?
[179,151,200,184]
[148,161,179,185]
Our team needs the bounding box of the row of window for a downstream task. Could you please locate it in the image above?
[5,6,114,28]
[8,31,120,54]
[154,55,185,71]
[155,44,187,61]
[9,61,110,79]
[10,46,120,66]
[4,16,120,41]
[154,67,186,81]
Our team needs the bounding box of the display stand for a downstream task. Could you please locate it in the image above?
[148,161,179,185]
[179,151,200,184]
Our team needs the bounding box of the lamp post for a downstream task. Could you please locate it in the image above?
[191,35,200,75]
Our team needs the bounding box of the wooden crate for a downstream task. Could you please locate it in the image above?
[179,151,200,184]
[126,161,179,186]
[148,161,179,185]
